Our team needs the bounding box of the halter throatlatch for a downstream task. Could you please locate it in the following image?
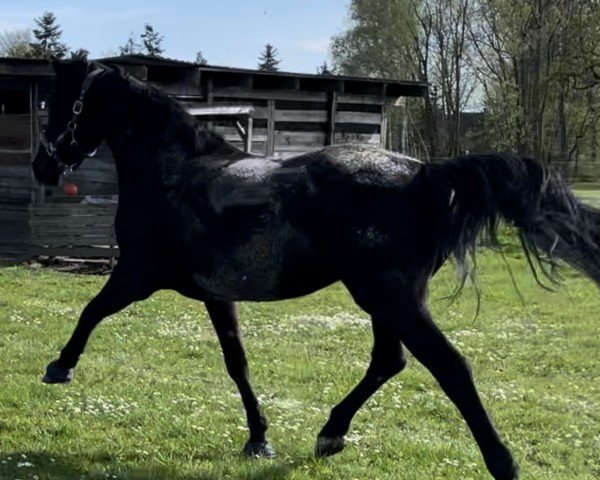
[41,65,105,175]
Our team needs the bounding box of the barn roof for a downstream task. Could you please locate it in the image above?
[0,58,54,77]
[99,54,428,98]
[0,55,428,98]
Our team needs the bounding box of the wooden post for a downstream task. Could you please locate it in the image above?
[206,77,214,131]
[380,102,388,149]
[326,92,338,146]
[29,80,36,204]
[400,98,408,154]
[28,80,35,259]
[32,81,45,205]
[266,99,275,156]
[206,76,214,103]
[245,117,253,153]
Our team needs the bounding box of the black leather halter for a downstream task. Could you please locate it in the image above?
[41,65,105,175]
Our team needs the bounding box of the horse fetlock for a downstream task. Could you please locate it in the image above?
[41,359,74,384]
[242,439,274,459]
[315,435,345,458]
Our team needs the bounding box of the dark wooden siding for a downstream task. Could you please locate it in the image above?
[0,57,426,261]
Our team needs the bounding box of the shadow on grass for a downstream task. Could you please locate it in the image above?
[0,451,302,480]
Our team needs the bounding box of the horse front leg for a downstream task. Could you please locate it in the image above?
[204,300,273,458]
[42,262,153,384]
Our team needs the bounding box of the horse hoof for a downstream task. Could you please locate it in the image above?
[243,439,275,458]
[42,359,73,384]
[315,436,345,458]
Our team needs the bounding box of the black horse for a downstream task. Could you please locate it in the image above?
[32,60,600,480]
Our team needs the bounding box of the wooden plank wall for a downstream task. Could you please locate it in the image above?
[0,113,31,262]
[0,204,29,262]
[206,91,383,157]
[30,202,119,258]
[0,115,31,203]
[2,68,391,261]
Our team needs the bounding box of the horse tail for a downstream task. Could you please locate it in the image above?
[423,152,600,290]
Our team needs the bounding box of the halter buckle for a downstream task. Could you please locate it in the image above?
[72,100,83,115]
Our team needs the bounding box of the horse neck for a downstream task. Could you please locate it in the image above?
[101,75,231,205]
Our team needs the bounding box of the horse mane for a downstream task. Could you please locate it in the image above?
[104,62,232,158]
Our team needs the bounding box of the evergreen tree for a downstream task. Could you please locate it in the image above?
[195,50,208,65]
[317,61,333,75]
[29,11,67,59]
[119,32,141,55]
[257,43,281,71]
[140,23,163,56]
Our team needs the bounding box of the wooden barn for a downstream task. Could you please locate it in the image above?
[0,59,54,262]
[0,55,427,263]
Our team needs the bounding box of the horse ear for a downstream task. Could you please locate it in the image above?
[111,64,126,76]
[100,60,125,76]
[88,60,107,72]
[111,63,127,77]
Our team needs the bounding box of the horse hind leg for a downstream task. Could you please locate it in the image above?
[315,315,407,457]
[204,300,273,458]
[399,304,519,480]
[331,275,518,480]
[316,274,411,457]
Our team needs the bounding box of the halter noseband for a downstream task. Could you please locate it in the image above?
[41,65,105,175]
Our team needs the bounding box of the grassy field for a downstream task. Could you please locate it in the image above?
[575,188,600,206]
[1,229,600,479]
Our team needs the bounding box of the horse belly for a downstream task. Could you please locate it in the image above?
[192,225,329,301]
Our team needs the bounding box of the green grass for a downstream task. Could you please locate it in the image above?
[577,189,600,208]
[1,213,600,479]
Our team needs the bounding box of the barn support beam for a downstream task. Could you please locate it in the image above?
[380,102,388,149]
[326,92,338,146]
[266,100,275,156]
[234,118,253,153]
[245,117,253,153]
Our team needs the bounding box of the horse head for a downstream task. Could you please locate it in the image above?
[33,60,108,185]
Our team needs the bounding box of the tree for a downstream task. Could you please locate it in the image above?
[425,0,475,157]
[470,0,600,170]
[317,61,333,75]
[119,32,142,55]
[140,23,163,56]
[258,43,281,71]
[330,0,475,157]
[332,0,600,175]
[195,50,208,65]
[0,29,33,57]
[29,11,67,59]
[330,0,424,79]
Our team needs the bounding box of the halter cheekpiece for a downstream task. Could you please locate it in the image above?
[41,65,105,175]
